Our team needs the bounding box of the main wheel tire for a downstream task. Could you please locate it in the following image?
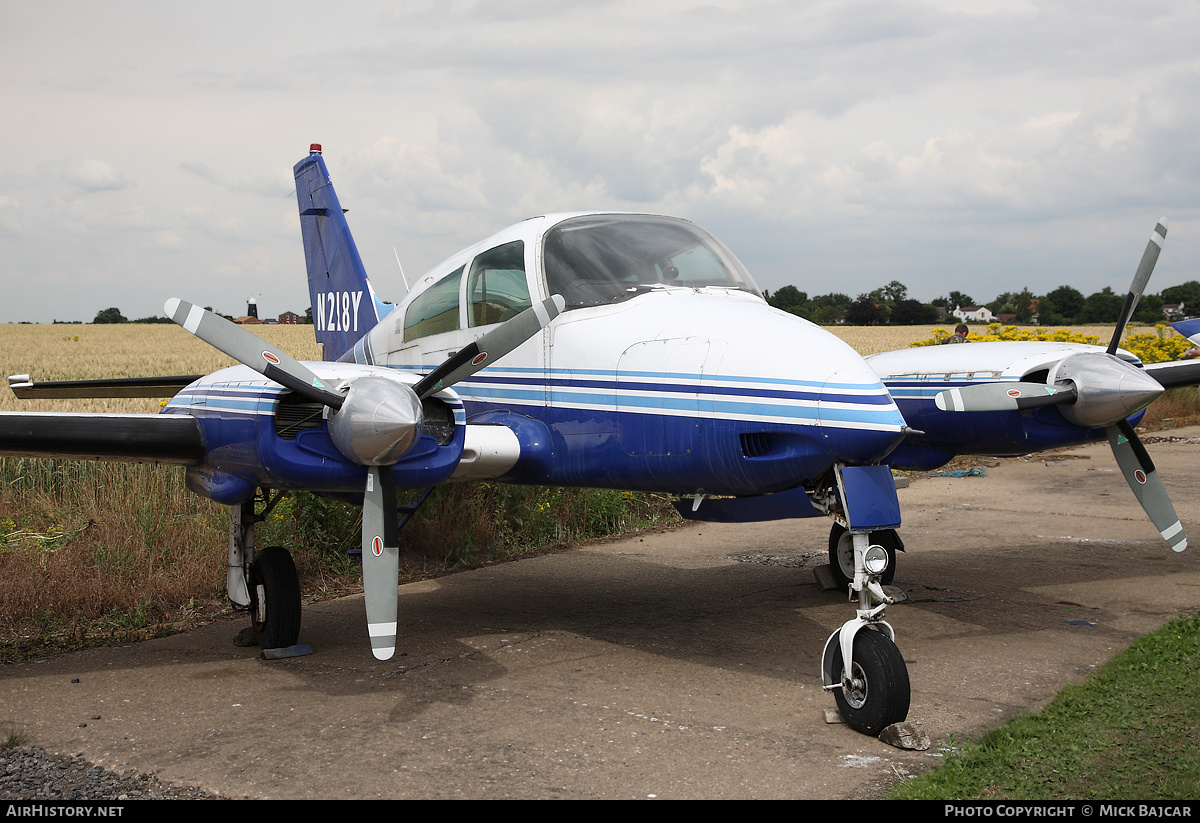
[828,524,898,590]
[249,546,301,649]
[831,628,911,736]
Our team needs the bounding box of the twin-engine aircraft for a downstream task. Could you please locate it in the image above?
[1,145,1193,738]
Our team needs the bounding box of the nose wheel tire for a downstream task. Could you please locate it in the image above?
[249,546,302,649]
[828,524,898,590]
[831,627,910,736]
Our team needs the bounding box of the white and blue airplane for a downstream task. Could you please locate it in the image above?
[2,146,1193,737]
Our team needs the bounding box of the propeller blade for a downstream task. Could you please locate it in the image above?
[362,466,400,660]
[1107,420,1186,552]
[1108,218,1168,356]
[934,382,1077,413]
[412,295,565,399]
[164,298,345,409]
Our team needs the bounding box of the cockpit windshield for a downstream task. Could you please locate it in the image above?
[543,215,761,310]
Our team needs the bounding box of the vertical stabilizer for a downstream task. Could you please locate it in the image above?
[294,145,392,361]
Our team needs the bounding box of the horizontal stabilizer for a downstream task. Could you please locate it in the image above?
[0,412,205,464]
[8,374,202,399]
[1170,317,1200,345]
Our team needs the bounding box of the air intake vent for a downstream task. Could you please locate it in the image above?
[421,398,455,446]
[740,432,774,458]
[275,397,325,440]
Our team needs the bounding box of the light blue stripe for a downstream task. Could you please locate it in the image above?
[461,387,903,426]
[391,364,890,394]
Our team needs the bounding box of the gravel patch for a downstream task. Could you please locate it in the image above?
[1,746,223,800]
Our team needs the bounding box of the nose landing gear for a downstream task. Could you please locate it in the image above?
[811,465,911,736]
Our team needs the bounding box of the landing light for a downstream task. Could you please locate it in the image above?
[864,545,889,575]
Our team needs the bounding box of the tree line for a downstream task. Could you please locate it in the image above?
[763,280,1200,326]
[90,307,315,324]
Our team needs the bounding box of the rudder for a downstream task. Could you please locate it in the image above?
[294,145,392,361]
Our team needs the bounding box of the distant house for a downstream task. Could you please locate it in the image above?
[1164,303,1186,320]
[235,316,263,325]
[996,313,1017,324]
[278,311,302,324]
[952,306,995,324]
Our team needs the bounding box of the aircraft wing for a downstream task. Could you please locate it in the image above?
[1143,359,1200,389]
[7,374,202,399]
[0,412,205,463]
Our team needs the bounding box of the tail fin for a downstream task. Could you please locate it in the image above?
[294,145,393,361]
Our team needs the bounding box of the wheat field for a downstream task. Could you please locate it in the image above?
[0,324,322,414]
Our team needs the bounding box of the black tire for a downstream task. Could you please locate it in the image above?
[828,524,897,589]
[249,546,301,649]
[831,628,911,736]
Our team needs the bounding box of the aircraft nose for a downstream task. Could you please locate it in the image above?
[817,365,907,466]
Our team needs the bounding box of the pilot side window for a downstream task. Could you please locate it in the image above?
[467,241,531,327]
[403,267,463,342]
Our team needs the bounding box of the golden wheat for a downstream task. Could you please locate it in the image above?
[0,324,321,414]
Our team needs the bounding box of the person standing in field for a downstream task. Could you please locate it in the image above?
[941,324,970,344]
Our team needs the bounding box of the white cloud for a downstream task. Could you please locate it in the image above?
[3,1,1200,322]
[62,159,133,193]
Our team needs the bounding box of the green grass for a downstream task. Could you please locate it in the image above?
[1,459,681,659]
[3,727,31,751]
[888,610,1200,800]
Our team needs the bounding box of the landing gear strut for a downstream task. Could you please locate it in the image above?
[810,465,911,735]
[828,523,900,590]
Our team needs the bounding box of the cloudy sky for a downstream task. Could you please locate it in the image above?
[3,0,1199,324]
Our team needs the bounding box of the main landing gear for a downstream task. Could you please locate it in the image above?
[228,490,302,650]
[810,466,911,736]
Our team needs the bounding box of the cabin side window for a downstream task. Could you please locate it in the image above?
[467,240,531,327]
[403,267,464,342]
